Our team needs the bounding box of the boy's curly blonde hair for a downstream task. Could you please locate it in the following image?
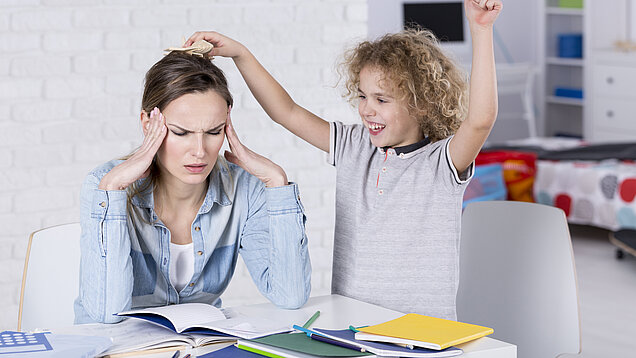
[340,28,468,143]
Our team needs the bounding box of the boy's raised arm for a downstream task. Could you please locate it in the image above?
[185,31,331,152]
[449,0,503,173]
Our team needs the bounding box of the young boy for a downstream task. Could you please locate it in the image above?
[186,0,502,320]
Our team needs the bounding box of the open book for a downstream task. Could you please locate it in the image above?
[51,318,234,357]
[116,303,292,340]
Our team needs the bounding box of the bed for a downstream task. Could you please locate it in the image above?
[479,140,636,231]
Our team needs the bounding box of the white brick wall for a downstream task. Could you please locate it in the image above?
[0,0,366,330]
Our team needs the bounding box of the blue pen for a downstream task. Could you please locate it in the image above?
[310,334,366,353]
[292,324,318,337]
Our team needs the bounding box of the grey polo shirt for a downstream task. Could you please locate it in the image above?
[328,121,473,320]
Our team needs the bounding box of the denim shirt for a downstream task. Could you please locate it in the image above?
[74,159,311,324]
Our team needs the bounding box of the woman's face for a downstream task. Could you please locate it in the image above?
[154,90,227,187]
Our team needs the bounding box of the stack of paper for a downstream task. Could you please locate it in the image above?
[312,329,463,357]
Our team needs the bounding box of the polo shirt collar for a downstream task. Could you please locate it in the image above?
[381,137,431,155]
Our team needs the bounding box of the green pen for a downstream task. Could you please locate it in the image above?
[302,310,320,329]
[348,325,368,332]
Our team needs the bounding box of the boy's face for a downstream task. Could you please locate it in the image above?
[358,66,424,148]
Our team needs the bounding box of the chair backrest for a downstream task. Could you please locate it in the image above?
[495,63,538,139]
[18,223,81,331]
[457,201,580,358]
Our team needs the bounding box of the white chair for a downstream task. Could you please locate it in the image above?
[495,63,538,139]
[457,201,581,358]
[18,223,81,331]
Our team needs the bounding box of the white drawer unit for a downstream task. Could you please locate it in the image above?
[592,65,636,98]
[592,98,636,132]
[588,60,636,142]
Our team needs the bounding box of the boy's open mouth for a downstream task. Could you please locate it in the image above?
[367,121,386,135]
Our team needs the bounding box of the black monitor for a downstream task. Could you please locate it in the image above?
[403,2,465,42]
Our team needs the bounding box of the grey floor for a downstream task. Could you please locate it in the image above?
[563,225,636,357]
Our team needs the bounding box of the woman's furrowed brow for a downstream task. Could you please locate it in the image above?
[166,122,226,132]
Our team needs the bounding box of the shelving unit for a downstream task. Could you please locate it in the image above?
[538,0,585,138]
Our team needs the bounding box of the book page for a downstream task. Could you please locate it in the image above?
[52,319,193,355]
[192,315,292,339]
[119,303,226,333]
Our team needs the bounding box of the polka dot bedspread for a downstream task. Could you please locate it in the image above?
[535,159,636,231]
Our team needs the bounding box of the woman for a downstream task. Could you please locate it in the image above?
[74,52,311,324]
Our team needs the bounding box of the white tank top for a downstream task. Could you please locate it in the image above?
[169,242,194,292]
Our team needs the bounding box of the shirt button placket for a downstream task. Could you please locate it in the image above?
[194,225,203,257]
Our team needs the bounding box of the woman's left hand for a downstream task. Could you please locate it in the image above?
[466,0,503,29]
[224,110,289,188]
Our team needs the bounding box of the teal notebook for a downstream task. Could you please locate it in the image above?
[247,332,370,357]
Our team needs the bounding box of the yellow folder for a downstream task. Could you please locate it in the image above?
[356,313,494,350]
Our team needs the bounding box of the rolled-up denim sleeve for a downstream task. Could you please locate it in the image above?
[74,172,133,324]
[239,180,311,309]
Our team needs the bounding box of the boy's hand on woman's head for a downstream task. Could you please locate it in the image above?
[465,0,503,29]
[184,31,247,59]
[99,107,167,191]
[223,110,288,188]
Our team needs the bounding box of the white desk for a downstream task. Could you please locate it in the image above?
[57,294,516,357]
[229,295,516,358]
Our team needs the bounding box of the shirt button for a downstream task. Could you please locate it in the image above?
[100,201,106,207]
[194,226,200,231]
[189,283,194,287]
[197,251,203,256]
[381,167,387,173]
[399,153,405,158]
[378,189,384,195]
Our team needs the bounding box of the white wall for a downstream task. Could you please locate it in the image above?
[0,0,366,330]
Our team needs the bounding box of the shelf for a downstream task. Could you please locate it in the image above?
[546,57,584,66]
[546,7,584,16]
[547,96,584,106]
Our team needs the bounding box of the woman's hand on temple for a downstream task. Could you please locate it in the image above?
[98,107,167,190]
[184,31,247,59]
[223,110,288,188]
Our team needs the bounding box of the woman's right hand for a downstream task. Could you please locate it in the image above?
[184,31,247,59]
[98,107,167,191]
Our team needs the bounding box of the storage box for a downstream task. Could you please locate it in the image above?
[554,87,583,99]
[475,151,537,202]
[558,33,583,58]
[558,0,583,8]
